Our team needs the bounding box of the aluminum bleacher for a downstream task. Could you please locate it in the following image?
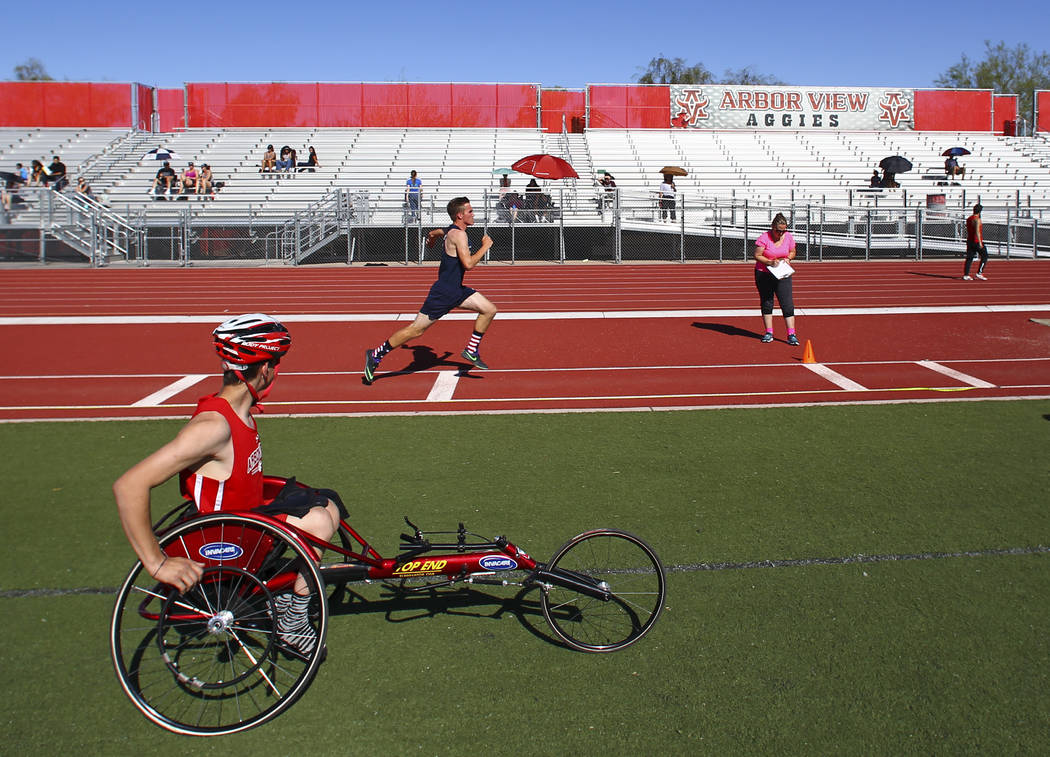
[4,127,1050,229]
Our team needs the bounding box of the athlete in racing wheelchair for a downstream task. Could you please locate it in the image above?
[113,313,345,655]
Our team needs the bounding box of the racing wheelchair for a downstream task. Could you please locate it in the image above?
[110,478,667,736]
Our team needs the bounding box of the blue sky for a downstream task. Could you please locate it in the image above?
[5,0,1046,90]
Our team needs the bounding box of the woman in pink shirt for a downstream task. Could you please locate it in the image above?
[753,212,799,345]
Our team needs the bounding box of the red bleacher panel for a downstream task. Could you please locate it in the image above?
[913,90,993,131]
[135,84,153,131]
[627,85,670,128]
[452,84,497,128]
[495,84,537,128]
[541,90,585,133]
[1037,91,1050,133]
[588,85,670,128]
[992,94,1018,135]
[317,82,362,127]
[0,82,133,127]
[157,88,185,132]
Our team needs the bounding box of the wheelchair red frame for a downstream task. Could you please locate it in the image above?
[110,477,666,736]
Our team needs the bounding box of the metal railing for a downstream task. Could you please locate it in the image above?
[3,185,1048,265]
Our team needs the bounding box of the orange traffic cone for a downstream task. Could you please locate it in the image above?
[802,339,816,364]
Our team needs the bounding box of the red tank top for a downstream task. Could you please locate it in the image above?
[179,395,263,512]
[966,214,981,243]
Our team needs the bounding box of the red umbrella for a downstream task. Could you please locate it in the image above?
[511,154,579,180]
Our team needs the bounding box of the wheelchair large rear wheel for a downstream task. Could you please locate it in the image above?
[540,529,666,653]
[110,513,327,736]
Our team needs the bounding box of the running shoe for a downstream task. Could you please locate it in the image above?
[461,349,490,369]
[761,333,774,343]
[975,273,987,281]
[364,349,379,383]
[787,334,800,346]
[962,275,973,281]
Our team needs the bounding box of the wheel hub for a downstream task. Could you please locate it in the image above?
[207,609,235,635]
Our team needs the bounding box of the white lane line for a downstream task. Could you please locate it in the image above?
[2,304,1049,325]
[131,374,209,407]
[917,360,997,388]
[425,371,460,402]
[802,363,868,391]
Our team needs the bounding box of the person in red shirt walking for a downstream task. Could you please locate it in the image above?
[963,203,989,281]
[113,314,343,654]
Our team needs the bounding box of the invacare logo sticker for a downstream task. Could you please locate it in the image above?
[479,555,517,571]
[200,542,244,560]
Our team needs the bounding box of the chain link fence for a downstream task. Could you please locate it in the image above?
[2,187,1048,265]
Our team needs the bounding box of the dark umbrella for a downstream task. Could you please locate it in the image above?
[941,147,971,157]
[0,170,24,185]
[511,154,578,180]
[142,147,182,161]
[879,155,913,174]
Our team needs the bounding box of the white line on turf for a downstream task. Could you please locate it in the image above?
[130,374,209,406]
[917,360,997,389]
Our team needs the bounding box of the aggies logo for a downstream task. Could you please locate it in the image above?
[672,89,710,127]
[246,438,262,476]
[878,92,911,128]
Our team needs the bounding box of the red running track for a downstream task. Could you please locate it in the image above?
[2,310,1048,421]
[1,259,1049,316]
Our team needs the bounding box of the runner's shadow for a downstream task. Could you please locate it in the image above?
[908,271,959,280]
[692,322,764,340]
[363,345,481,385]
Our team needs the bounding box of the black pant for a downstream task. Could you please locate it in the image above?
[755,270,795,316]
[964,242,988,275]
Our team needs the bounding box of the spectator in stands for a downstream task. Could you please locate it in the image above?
[869,170,881,188]
[48,155,68,191]
[30,160,45,186]
[404,170,423,223]
[151,161,177,196]
[298,146,319,172]
[75,176,94,200]
[659,174,677,221]
[963,203,988,281]
[598,172,617,208]
[945,155,965,181]
[261,144,276,172]
[880,171,898,189]
[497,175,519,222]
[182,162,199,194]
[753,212,799,345]
[17,163,29,183]
[197,164,213,196]
[277,146,293,171]
[524,178,542,222]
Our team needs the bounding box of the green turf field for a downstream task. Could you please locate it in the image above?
[2,400,1048,754]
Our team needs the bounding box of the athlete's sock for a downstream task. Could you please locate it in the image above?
[372,340,393,361]
[465,331,484,354]
[787,327,796,336]
[765,328,774,335]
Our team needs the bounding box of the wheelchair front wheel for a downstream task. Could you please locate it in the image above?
[540,529,666,653]
[110,513,328,736]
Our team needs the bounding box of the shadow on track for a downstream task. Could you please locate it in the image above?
[691,321,764,340]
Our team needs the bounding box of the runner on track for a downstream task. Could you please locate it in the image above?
[963,203,988,281]
[364,196,498,384]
